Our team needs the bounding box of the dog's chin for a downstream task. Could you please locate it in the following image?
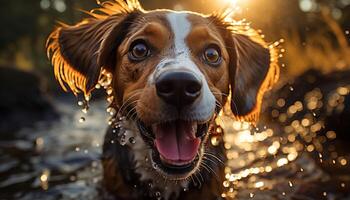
[137,119,210,180]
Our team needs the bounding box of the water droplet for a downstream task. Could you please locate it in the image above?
[120,134,126,145]
[155,191,161,199]
[118,128,126,136]
[78,101,84,106]
[95,83,101,89]
[115,123,122,129]
[79,117,86,123]
[289,86,294,91]
[106,107,115,116]
[82,107,88,114]
[107,96,114,103]
[106,107,114,113]
[75,147,80,152]
[85,94,91,101]
[107,88,113,95]
[129,137,136,144]
[183,187,188,192]
[211,136,220,146]
[39,169,50,190]
[152,163,158,169]
[108,118,115,125]
[148,182,153,188]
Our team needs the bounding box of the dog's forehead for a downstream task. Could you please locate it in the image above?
[133,11,212,39]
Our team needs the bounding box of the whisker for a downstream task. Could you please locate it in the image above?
[203,155,218,165]
[201,161,215,176]
[125,104,138,119]
[118,99,139,117]
[193,173,202,188]
[116,90,142,116]
[201,161,220,182]
[197,168,205,183]
[200,162,211,175]
[189,173,197,187]
[204,152,225,165]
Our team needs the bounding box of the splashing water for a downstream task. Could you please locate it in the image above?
[219,83,350,199]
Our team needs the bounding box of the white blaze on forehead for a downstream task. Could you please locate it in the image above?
[167,12,191,57]
[162,12,202,77]
[149,12,199,82]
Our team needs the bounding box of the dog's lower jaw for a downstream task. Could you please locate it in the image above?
[102,118,226,200]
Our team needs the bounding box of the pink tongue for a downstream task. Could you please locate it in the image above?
[154,121,200,161]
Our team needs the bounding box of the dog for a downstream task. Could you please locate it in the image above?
[46,0,279,199]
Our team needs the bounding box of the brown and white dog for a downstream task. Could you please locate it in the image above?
[47,0,279,199]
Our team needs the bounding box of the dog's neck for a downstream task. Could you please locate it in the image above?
[102,116,225,200]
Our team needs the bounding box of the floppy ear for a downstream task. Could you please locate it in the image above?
[46,0,142,97]
[211,15,279,123]
[229,33,279,122]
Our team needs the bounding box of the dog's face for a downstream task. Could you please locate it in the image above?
[114,11,229,179]
[47,1,278,182]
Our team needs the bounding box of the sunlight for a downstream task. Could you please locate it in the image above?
[222,0,239,6]
[220,0,251,8]
[217,0,252,20]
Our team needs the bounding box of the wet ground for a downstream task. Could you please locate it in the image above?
[1,70,350,200]
[0,98,109,200]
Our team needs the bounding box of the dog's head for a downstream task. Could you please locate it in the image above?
[47,0,278,182]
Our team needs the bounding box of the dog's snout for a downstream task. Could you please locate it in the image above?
[156,71,202,107]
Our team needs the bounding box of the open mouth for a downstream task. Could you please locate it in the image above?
[137,120,209,177]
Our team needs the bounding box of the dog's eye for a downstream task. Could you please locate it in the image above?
[203,45,221,66]
[129,40,150,61]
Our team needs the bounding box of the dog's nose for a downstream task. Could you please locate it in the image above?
[156,71,202,107]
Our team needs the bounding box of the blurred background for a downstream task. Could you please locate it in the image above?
[0,0,349,199]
